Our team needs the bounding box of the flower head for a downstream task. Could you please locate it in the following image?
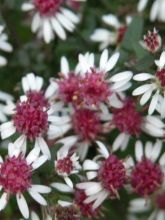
[0,143,51,219]
[22,0,82,43]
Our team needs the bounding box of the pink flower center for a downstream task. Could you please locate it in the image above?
[113,99,142,136]
[33,0,64,16]
[143,30,161,53]
[131,159,164,196]
[13,101,48,140]
[156,69,165,87]
[0,154,32,194]
[58,73,82,106]
[98,155,126,196]
[56,156,73,175]
[156,192,165,210]
[72,109,101,141]
[117,26,127,43]
[27,91,49,108]
[74,189,100,218]
[80,69,111,106]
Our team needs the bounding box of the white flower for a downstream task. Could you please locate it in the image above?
[54,136,81,188]
[76,141,131,209]
[0,25,13,67]
[21,0,82,43]
[90,14,131,50]
[133,51,165,116]
[0,143,51,219]
[0,73,71,159]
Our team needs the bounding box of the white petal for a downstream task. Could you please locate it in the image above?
[99,49,108,70]
[148,91,159,115]
[31,13,41,33]
[61,8,79,24]
[43,19,53,43]
[21,3,34,11]
[133,73,154,81]
[102,14,120,28]
[51,17,66,40]
[83,160,99,171]
[105,52,120,72]
[86,171,98,180]
[0,56,7,66]
[140,89,153,105]
[132,84,153,96]
[64,177,73,188]
[96,141,109,158]
[28,189,47,205]
[137,0,148,12]
[32,155,48,170]
[51,183,73,192]
[31,185,51,194]
[16,193,29,219]
[135,140,143,162]
[26,146,40,165]
[0,121,16,139]
[111,71,132,82]
[0,193,7,211]
[112,133,126,152]
[92,190,109,209]
[61,56,69,76]
[31,211,40,220]
[150,140,162,162]
[36,137,51,159]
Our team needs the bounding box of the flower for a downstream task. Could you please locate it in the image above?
[0,25,13,67]
[0,143,51,219]
[76,141,131,208]
[56,50,132,108]
[0,73,71,159]
[111,98,165,152]
[133,51,165,116]
[51,182,100,218]
[55,136,81,188]
[130,140,164,197]
[90,14,131,50]
[140,28,162,53]
[21,0,83,43]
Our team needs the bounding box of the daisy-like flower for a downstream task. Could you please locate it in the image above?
[130,140,165,197]
[76,141,132,209]
[133,51,165,116]
[140,28,162,53]
[111,98,165,152]
[90,14,131,50]
[21,0,84,43]
[51,182,100,218]
[55,49,133,108]
[0,25,13,67]
[0,73,71,159]
[54,136,81,188]
[138,0,165,22]
[0,143,51,219]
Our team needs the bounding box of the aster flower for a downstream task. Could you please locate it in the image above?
[51,182,100,218]
[140,28,162,53]
[0,25,13,67]
[76,141,132,209]
[111,98,165,152]
[0,143,51,219]
[55,49,133,108]
[130,140,165,197]
[21,0,83,43]
[90,14,131,50]
[54,136,81,188]
[133,51,165,116]
[0,73,71,159]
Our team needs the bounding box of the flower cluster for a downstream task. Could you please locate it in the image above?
[1,0,165,219]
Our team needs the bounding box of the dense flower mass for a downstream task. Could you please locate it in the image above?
[3,1,165,219]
